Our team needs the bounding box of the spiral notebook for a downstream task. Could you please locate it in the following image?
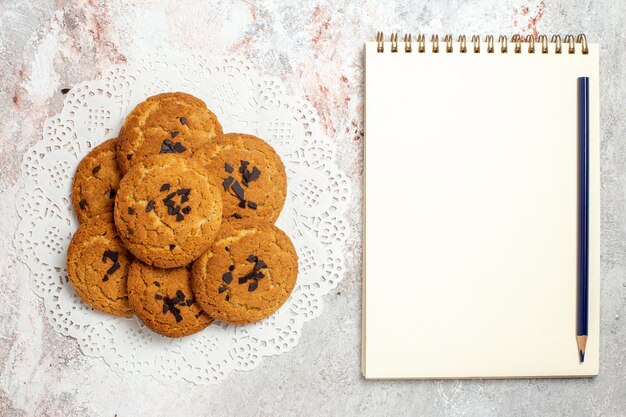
[362,34,600,379]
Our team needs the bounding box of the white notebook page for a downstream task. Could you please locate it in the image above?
[363,40,600,378]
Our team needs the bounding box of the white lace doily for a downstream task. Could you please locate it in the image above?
[14,55,350,384]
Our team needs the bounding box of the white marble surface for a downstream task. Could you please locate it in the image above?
[1,0,625,416]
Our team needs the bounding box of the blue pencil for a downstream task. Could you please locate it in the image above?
[576,76,590,363]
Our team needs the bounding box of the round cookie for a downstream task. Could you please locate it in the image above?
[71,138,121,223]
[116,92,223,174]
[192,220,298,324]
[192,133,287,223]
[114,154,222,268]
[127,260,213,337]
[66,214,133,317]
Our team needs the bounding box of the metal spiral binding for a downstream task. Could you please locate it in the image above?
[445,35,453,53]
[472,35,481,53]
[539,35,548,53]
[486,35,494,53]
[404,34,412,52]
[498,35,507,53]
[375,33,590,55]
[458,35,467,53]
[417,34,425,52]
[431,35,439,53]
[390,33,398,53]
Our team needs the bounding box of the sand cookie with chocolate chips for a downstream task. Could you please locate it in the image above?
[192,133,287,223]
[66,214,133,317]
[116,92,223,174]
[127,260,213,337]
[71,138,122,223]
[114,154,223,268]
[192,220,298,324]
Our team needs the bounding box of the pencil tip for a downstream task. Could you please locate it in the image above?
[579,350,585,363]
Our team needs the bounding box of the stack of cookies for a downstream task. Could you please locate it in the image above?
[67,92,298,337]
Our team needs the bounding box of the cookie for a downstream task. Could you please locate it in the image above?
[114,154,222,268]
[66,214,133,317]
[192,220,298,324]
[116,92,223,174]
[127,260,213,337]
[71,138,122,223]
[192,133,287,223]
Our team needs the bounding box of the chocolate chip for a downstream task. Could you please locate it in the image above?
[224,163,234,173]
[182,206,191,214]
[186,299,194,306]
[218,285,227,293]
[177,188,190,195]
[229,265,235,271]
[107,261,120,275]
[166,192,176,200]
[238,200,247,208]
[155,294,162,300]
[247,255,258,263]
[160,139,173,154]
[108,189,116,199]
[79,199,86,210]
[176,213,184,221]
[247,201,257,209]
[61,88,70,94]
[240,160,249,167]
[102,250,119,263]
[179,117,187,125]
[160,183,170,191]
[163,304,169,313]
[231,181,245,200]
[254,259,266,270]
[173,205,181,215]
[231,213,242,219]
[171,297,181,304]
[241,177,249,187]
[238,276,249,284]
[102,275,109,282]
[176,290,185,300]
[181,194,189,204]
[222,176,234,191]
[256,271,265,279]
[173,142,186,153]
[92,165,101,174]
[127,153,133,160]
[173,310,183,323]
[164,199,175,207]
[154,281,160,287]
[225,247,230,252]
[169,244,175,250]
[225,294,230,301]
[170,131,179,138]
[222,272,233,284]
[248,281,258,292]
[244,270,255,279]
[127,207,135,215]
[248,167,261,182]
[146,200,155,212]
